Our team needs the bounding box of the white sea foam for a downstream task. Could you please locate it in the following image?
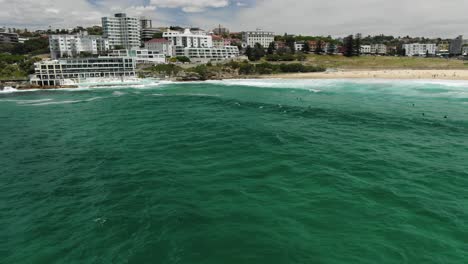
[205,78,468,89]
[27,97,105,106]
[112,91,125,96]
[0,99,56,105]
[0,87,18,93]
[174,93,221,97]
[201,78,468,99]
[28,100,82,106]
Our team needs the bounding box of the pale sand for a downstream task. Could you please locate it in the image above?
[267,70,468,80]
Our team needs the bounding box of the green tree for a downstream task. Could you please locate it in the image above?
[344,35,354,57]
[152,33,163,39]
[175,56,191,63]
[239,63,255,74]
[315,40,324,54]
[354,33,362,56]
[267,42,276,55]
[284,35,296,54]
[253,43,265,61]
[189,64,209,80]
[396,44,406,56]
[151,64,182,76]
[327,43,336,54]
[245,45,254,61]
[303,41,311,53]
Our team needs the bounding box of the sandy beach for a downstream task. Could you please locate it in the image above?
[268,70,468,80]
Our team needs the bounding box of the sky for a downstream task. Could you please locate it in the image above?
[0,0,467,37]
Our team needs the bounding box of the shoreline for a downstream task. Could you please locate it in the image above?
[262,69,468,80]
[4,69,468,92]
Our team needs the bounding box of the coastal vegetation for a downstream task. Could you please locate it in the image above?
[0,54,41,80]
[0,37,47,80]
[144,60,326,80]
[238,62,325,75]
[0,37,49,55]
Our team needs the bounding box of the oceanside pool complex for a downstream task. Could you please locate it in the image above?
[30,57,137,86]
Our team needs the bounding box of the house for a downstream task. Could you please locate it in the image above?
[145,38,173,57]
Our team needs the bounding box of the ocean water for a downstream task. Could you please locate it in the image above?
[1,79,467,264]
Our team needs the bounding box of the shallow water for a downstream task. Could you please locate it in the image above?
[1,79,468,263]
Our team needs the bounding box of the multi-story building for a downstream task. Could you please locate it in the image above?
[163,28,213,48]
[0,32,19,44]
[162,28,239,62]
[102,13,141,49]
[212,25,229,36]
[274,41,286,50]
[371,44,387,55]
[294,42,305,51]
[49,32,109,59]
[109,48,166,64]
[212,35,226,48]
[145,38,173,56]
[437,41,450,54]
[242,29,274,48]
[449,36,463,55]
[141,28,162,42]
[30,57,136,86]
[360,45,371,54]
[307,40,329,53]
[18,37,30,44]
[174,46,239,63]
[403,43,436,56]
[139,17,163,42]
[360,44,386,55]
[140,17,152,29]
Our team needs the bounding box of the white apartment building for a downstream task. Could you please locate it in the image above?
[145,38,173,56]
[30,57,136,86]
[242,29,275,48]
[109,48,166,64]
[360,44,386,55]
[360,45,372,54]
[49,32,109,59]
[294,42,305,51]
[162,28,239,62]
[163,28,213,48]
[403,43,436,56]
[371,44,387,54]
[102,13,141,49]
[0,32,19,44]
[174,46,240,63]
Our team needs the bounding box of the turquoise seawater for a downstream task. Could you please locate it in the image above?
[1,79,468,263]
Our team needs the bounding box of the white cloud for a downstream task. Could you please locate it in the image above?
[1,0,468,37]
[217,0,468,37]
[150,0,229,12]
[0,0,170,29]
